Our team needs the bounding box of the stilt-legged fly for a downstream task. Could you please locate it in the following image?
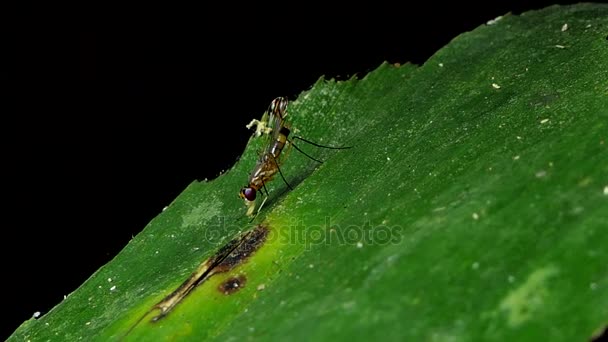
[240,97,350,218]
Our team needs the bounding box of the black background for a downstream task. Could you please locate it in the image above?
[4,1,591,339]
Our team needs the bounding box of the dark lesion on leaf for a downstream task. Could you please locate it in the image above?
[213,223,269,273]
[122,224,269,338]
[219,274,247,295]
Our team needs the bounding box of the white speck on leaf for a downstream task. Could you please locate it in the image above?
[516,136,522,140]
[472,213,480,220]
[590,282,598,290]
[508,275,515,283]
[257,284,266,291]
[492,83,501,89]
[555,44,566,49]
[110,286,116,291]
[535,170,547,178]
[386,157,391,161]
[438,62,444,67]
[356,242,363,248]
[561,23,568,32]
[472,262,480,270]
[603,186,608,195]
[540,118,549,124]
[86,321,91,326]
[309,264,314,269]
[107,278,112,283]
[33,311,41,318]
[513,155,520,160]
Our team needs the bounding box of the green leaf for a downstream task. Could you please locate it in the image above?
[10,4,608,341]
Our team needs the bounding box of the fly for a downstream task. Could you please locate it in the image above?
[240,97,350,218]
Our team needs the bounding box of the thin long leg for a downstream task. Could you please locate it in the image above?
[249,195,267,223]
[288,140,324,163]
[292,136,353,149]
[249,195,265,223]
[255,196,268,220]
[262,182,270,196]
[270,154,294,190]
[248,182,270,222]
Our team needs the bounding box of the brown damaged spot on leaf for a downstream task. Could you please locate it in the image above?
[213,223,269,273]
[123,225,269,337]
[219,274,247,295]
[155,224,268,317]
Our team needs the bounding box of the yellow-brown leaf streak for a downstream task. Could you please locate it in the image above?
[122,225,269,338]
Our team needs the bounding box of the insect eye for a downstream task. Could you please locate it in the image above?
[241,187,256,201]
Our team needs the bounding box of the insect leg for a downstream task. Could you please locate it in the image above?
[269,153,294,190]
[262,182,270,196]
[287,139,324,163]
[292,135,353,150]
[254,196,268,221]
[249,183,269,223]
